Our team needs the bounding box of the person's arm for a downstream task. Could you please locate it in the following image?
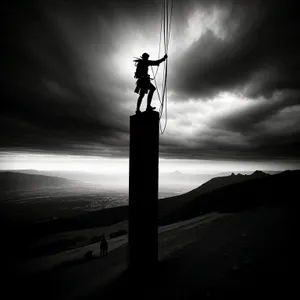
[148,54,168,66]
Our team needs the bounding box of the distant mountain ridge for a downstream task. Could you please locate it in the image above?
[5,169,298,240]
[21,170,299,238]
[0,171,80,192]
[161,170,300,225]
[215,170,282,176]
[159,170,270,217]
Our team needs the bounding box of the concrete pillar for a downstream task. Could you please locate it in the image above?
[129,111,159,273]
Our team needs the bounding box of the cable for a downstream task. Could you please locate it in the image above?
[159,0,173,134]
[160,0,167,115]
[162,0,173,134]
[151,0,173,134]
[155,0,164,79]
[151,0,165,133]
[159,0,167,133]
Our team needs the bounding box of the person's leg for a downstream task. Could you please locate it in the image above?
[136,92,145,112]
[147,84,156,109]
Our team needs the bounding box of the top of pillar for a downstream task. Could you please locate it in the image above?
[130,110,159,120]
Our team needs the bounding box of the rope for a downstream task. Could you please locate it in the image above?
[148,0,173,134]
[153,0,164,80]
[158,0,173,134]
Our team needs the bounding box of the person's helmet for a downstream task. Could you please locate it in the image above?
[141,53,150,59]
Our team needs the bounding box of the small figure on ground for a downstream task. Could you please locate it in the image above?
[133,53,168,114]
[84,250,93,260]
[100,236,108,257]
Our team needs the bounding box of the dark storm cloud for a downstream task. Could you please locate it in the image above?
[216,90,300,133]
[170,0,300,99]
[3,0,132,155]
[165,0,300,160]
[159,89,300,160]
[207,89,300,159]
[3,0,173,155]
[2,0,300,161]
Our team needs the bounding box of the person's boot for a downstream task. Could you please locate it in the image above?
[135,109,141,114]
[146,105,156,111]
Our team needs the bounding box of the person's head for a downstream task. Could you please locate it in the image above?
[142,53,149,60]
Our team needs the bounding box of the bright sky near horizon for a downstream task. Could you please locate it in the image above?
[1,152,299,175]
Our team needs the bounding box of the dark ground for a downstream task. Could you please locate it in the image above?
[5,200,295,300]
[101,202,297,299]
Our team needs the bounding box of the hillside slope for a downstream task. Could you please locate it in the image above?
[159,170,270,218]
[161,170,299,225]
[0,171,79,192]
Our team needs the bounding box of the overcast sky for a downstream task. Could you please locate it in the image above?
[2,0,300,172]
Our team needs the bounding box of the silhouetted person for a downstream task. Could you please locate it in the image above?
[100,237,108,257]
[133,53,168,114]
